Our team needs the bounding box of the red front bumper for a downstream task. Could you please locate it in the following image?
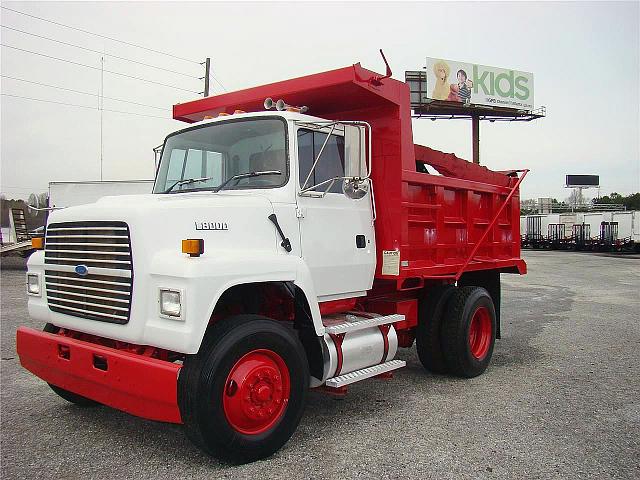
[16,327,182,424]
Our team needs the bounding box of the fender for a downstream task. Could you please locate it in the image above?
[144,249,325,354]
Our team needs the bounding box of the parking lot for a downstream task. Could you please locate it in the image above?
[1,250,639,479]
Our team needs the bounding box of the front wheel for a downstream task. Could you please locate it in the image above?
[178,315,309,463]
[441,287,497,378]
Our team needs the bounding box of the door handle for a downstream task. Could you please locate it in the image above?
[356,235,366,248]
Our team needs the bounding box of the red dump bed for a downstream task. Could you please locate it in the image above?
[173,63,526,287]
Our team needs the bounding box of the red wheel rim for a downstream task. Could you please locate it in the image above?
[222,349,290,435]
[468,306,492,360]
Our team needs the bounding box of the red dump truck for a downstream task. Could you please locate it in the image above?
[18,61,526,463]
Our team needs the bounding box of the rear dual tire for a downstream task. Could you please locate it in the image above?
[416,285,456,374]
[441,287,496,378]
[417,286,497,378]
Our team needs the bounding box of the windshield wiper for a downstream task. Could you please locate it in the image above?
[213,170,281,193]
[164,176,217,194]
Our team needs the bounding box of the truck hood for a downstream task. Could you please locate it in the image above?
[45,192,281,257]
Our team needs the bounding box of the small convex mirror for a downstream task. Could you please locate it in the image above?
[342,177,369,199]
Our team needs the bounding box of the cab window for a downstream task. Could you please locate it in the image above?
[298,129,345,193]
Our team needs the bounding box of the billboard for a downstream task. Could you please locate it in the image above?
[425,57,534,110]
[565,175,599,187]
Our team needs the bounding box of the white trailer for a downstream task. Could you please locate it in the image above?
[582,212,611,239]
[612,211,640,242]
[521,214,559,239]
[559,213,584,237]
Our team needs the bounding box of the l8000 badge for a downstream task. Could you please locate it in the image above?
[195,221,228,231]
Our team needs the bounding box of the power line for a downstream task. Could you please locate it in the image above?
[1,93,175,120]
[1,44,201,94]
[1,74,169,111]
[0,5,200,65]
[208,72,227,92]
[1,25,201,79]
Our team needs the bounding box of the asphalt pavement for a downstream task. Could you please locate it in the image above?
[1,250,639,479]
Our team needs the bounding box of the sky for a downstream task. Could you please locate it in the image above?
[1,1,639,202]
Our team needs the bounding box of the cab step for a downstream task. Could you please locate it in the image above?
[325,359,406,388]
[323,313,404,335]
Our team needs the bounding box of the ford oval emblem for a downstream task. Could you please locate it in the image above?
[74,264,89,276]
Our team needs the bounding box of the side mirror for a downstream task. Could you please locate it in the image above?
[344,125,367,179]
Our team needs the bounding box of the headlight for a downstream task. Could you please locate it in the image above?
[159,289,182,319]
[27,273,40,296]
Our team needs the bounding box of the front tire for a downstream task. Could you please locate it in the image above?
[441,287,496,378]
[178,315,309,463]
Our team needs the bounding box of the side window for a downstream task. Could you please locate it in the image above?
[298,129,345,193]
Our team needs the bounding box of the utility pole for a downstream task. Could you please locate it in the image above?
[204,57,211,97]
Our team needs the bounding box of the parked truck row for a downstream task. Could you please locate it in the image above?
[17,62,527,463]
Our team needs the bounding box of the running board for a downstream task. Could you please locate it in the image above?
[323,313,404,335]
[325,360,406,388]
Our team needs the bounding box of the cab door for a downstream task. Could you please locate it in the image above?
[295,124,375,301]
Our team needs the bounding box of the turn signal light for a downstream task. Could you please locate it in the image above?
[182,239,204,257]
[31,237,44,250]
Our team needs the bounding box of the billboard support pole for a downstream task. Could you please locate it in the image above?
[472,114,480,164]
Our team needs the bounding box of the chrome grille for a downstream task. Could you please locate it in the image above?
[44,221,132,324]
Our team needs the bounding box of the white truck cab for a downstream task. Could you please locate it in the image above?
[26,111,376,354]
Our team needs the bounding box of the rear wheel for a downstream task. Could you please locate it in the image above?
[178,315,309,463]
[416,284,456,374]
[441,287,496,378]
[43,324,100,407]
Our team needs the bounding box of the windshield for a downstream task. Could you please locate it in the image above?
[153,118,288,193]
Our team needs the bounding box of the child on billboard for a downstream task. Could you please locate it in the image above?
[450,69,473,104]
